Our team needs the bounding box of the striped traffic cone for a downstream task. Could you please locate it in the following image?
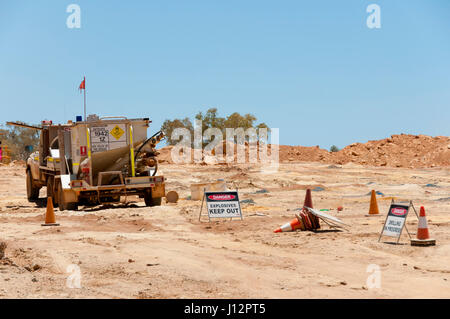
[411,206,435,246]
[274,217,303,233]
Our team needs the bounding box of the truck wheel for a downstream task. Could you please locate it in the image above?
[46,177,58,207]
[26,169,40,202]
[144,191,162,207]
[57,182,78,211]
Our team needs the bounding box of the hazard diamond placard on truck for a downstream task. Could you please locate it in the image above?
[200,191,243,221]
[91,124,127,152]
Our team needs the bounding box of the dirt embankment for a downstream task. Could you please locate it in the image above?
[157,134,450,168]
[325,134,450,168]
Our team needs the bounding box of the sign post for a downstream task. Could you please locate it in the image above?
[199,190,243,222]
[379,200,415,244]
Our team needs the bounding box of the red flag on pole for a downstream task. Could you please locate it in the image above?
[79,77,85,93]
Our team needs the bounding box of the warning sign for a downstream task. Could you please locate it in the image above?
[110,125,125,140]
[205,191,242,219]
[380,203,410,241]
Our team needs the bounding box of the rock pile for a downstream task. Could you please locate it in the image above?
[156,134,450,168]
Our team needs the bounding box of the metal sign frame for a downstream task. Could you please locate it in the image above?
[378,199,418,244]
[305,207,350,231]
[198,189,243,222]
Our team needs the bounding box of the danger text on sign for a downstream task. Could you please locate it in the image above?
[205,191,242,219]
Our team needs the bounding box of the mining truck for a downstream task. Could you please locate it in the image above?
[7,115,165,211]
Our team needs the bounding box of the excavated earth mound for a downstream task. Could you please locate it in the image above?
[156,134,450,168]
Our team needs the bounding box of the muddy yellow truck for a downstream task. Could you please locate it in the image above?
[8,115,165,211]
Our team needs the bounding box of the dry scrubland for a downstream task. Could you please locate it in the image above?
[0,136,449,298]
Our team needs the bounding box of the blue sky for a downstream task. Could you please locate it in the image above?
[1,0,449,149]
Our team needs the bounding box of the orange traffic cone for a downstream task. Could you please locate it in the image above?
[367,190,380,216]
[417,206,430,240]
[411,206,435,246]
[304,189,313,209]
[298,211,313,231]
[41,196,60,226]
[274,217,303,233]
[303,189,320,229]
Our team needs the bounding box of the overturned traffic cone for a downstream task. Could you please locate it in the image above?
[367,190,380,216]
[41,196,60,226]
[274,217,304,233]
[411,206,435,246]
